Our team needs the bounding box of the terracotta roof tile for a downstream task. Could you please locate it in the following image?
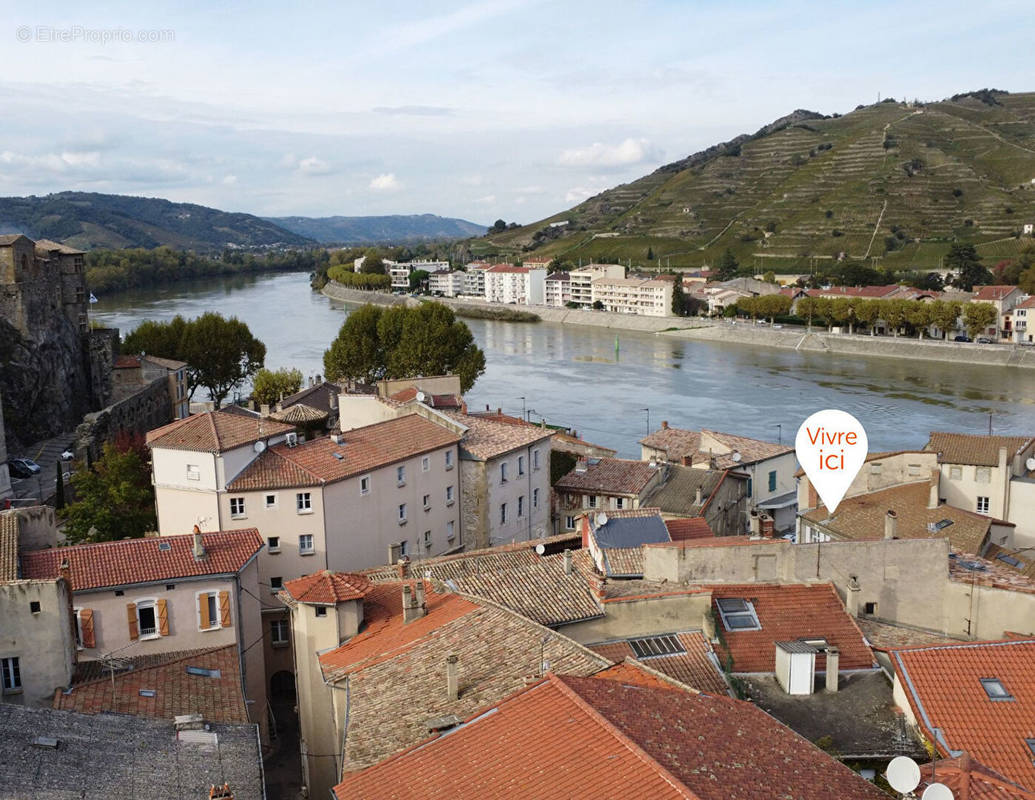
[20,529,263,591]
[926,432,1035,467]
[589,632,729,695]
[53,645,247,723]
[949,551,1035,596]
[442,411,553,460]
[146,409,295,452]
[665,517,715,541]
[711,583,874,673]
[891,639,1035,791]
[227,414,461,490]
[0,511,19,582]
[919,755,1035,799]
[555,457,661,495]
[645,466,725,515]
[283,571,373,605]
[114,355,141,369]
[639,426,791,468]
[856,619,965,650]
[973,285,1021,301]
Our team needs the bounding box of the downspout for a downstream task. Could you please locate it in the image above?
[527,445,533,541]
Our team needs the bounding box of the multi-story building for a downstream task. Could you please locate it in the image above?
[388,259,450,291]
[428,269,464,297]
[591,277,673,316]
[568,263,625,308]
[482,265,546,305]
[544,271,571,306]
[1004,295,1035,343]
[462,261,493,296]
[554,457,668,530]
[970,285,1023,340]
[111,354,190,420]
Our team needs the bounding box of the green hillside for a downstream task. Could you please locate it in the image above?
[267,213,487,244]
[478,91,1035,271]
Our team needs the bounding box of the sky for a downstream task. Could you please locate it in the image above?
[0,0,1032,225]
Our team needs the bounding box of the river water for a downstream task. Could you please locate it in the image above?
[90,271,1035,458]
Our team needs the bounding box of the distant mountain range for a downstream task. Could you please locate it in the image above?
[266,214,487,244]
[478,89,1035,270]
[0,192,487,252]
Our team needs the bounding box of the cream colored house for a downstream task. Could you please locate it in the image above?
[568,264,625,308]
[590,277,673,316]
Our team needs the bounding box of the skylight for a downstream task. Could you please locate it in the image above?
[1026,738,1035,759]
[629,634,686,659]
[996,553,1023,568]
[716,597,761,631]
[979,678,1013,701]
[158,541,171,551]
[186,666,221,678]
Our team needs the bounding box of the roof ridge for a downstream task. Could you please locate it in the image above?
[207,411,220,449]
[888,637,1035,653]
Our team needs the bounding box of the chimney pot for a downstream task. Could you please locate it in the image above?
[749,510,761,537]
[661,420,668,429]
[825,647,840,693]
[760,514,775,539]
[563,549,573,575]
[695,485,703,506]
[193,529,206,560]
[446,654,459,701]
[928,470,940,510]
[209,783,234,800]
[884,510,897,540]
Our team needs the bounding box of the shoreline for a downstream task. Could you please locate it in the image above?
[320,282,1035,369]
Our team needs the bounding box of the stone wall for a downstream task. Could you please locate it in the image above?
[75,373,173,462]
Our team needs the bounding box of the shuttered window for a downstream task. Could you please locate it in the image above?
[197,591,231,631]
[78,608,95,649]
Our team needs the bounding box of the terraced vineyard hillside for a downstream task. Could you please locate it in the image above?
[479,91,1035,270]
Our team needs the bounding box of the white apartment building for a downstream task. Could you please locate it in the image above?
[483,265,547,305]
[545,272,571,307]
[428,269,464,297]
[569,264,626,308]
[462,262,492,296]
[353,257,450,290]
[591,277,674,317]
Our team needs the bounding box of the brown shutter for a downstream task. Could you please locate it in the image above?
[157,599,169,636]
[80,609,95,649]
[199,593,211,629]
[126,603,138,640]
[219,591,232,628]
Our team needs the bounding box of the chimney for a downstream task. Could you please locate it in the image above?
[695,485,703,506]
[209,784,234,800]
[998,446,1008,476]
[749,510,761,537]
[446,654,459,701]
[825,647,840,693]
[174,713,205,731]
[260,403,270,417]
[563,549,573,576]
[402,584,426,623]
[845,576,861,617]
[884,510,897,540]
[760,514,775,539]
[928,470,940,510]
[682,455,692,467]
[414,580,427,613]
[661,420,668,430]
[192,525,206,560]
[330,392,338,410]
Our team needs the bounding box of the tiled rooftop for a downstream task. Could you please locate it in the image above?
[0,510,18,581]
[555,457,661,495]
[665,516,715,540]
[926,432,1035,467]
[280,381,342,415]
[53,645,248,723]
[711,583,874,673]
[588,631,728,695]
[640,426,792,468]
[442,410,553,460]
[949,551,1035,596]
[919,755,1035,800]
[857,618,965,650]
[146,408,296,452]
[891,639,1035,792]
[20,529,263,591]
[283,571,373,605]
[227,414,461,490]
[973,285,1021,301]
[643,465,725,515]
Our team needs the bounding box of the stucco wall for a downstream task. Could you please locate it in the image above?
[561,592,712,645]
[0,579,76,706]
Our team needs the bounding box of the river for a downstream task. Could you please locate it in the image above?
[90,271,1035,458]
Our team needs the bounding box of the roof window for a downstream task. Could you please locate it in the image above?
[716,597,762,631]
[979,678,1014,701]
[629,635,686,659]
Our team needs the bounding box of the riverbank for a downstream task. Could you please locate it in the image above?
[663,322,1035,369]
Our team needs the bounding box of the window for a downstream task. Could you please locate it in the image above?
[265,493,277,509]
[629,635,686,659]
[299,534,314,555]
[863,601,878,616]
[269,578,283,594]
[533,449,540,470]
[399,539,408,556]
[500,462,508,482]
[397,465,406,486]
[446,521,455,541]
[518,456,525,475]
[421,456,430,472]
[296,492,312,513]
[908,464,922,477]
[271,619,289,646]
[979,678,1014,701]
[1026,739,1035,759]
[315,606,328,618]
[424,530,432,550]
[230,497,246,519]
[768,470,777,492]
[949,465,962,480]
[29,601,40,614]
[445,450,454,469]
[186,464,200,481]
[268,536,280,553]
[398,503,407,524]
[136,600,159,639]
[500,503,507,524]
[518,496,525,517]
[1,657,20,693]
[870,463,882,475]
[615,497,624,510]
[977,496,990,514]
[976,467,991,484]
[588,495,597,509]
[566,515,576,530]
[446,485,454,504]
[423,494,431,511]
[360,476,370,495]
[533,488,540,509]
[715,597,761,631]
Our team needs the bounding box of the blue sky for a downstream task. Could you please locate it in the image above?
[0,0,1032,224]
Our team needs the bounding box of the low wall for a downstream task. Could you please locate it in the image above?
[75,374,172,461]
[663,322,1035,369]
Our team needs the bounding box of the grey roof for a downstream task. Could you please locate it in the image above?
[0,704,264,800]
[776,640,820,654]
[593,515,671,549]
[643,465,723,515]
[280,381,341,416]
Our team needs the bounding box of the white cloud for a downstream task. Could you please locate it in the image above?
[1,150,101,171]
[369,172,401,191]
[565,186,602,203]
[475,194,496,205]
[222,174,238,185]
[558,138,660,167]
[298,156,331,175]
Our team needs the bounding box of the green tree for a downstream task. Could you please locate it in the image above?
[715,249,739,281]
[122,315,189,359]
[360,250,386,274]
[1019,268,1035,294]
[646,247,654,260]
[251,367,304,407]
[907,301,934,338]
[963,302,998,338]
[179,313,265,408]
[671,280,687,316]
[946,243,991,291]
[762,270,777,284]
[61,443,156,544]
[592,300,605,310]
[930,300,963,339]
[796,296,820,330]
[854,299,882,335]
[491,219,507,233]
[829,297,856,333]
[881,299,909,337]
[409,269,430,291]
[323,304,388,386]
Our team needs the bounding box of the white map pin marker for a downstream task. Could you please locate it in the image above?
[795,409,868,515]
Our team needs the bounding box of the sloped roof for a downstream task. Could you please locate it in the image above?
[588,631,728,695]
[711,583,874,673]
[973,285,1021,301]
[555,457,660,495]
[283,571,373,605]
[949,551,1035,596]
[643,465,725,515]
[639,426,792,468]
[280,381,341,415]
[926,432,1035,467]
[891,639,1035,791]
[0,511,19,582]
[442,411,553,460]
[919,755,1035,800]
[665,517,715,541]
[146,409,295,452]
[20,529,263,591]
[269,403,328,424]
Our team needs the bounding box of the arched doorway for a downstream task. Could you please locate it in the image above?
[270,670,296,703]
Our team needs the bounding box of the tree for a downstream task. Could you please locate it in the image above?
[915,271,944,291]
[122,315,189,359]
[906,301,934,338]
[646,247,654,260]
[360,250,386,274]
[829,297,856,333]
[854,299,882,335]
[179,313,266,408]
[323,302,486,393]
[881,299,909,337]
[762,270,777,284]
[796,296,820,330]
[964,302,998,338]
[61,442,156,544]
[671,280,688,316]
[946,243,991,291]
[491,219,507,233]
[715,249,739,281]
[409,269,430,292]
[930,300,962,339]
[251,367,304,407]
[592,300,604,310]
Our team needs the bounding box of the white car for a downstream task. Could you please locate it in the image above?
[61,449,75,461]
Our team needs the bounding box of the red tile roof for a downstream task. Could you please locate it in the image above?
[388,387,463,408]
[114,355,141,369]
[283,571,373,605]
[919,755,1035,800]
[665,517,714,541]
[146,409,295,452]
[20,529,263,591]
[973,285,1021,302]
[711,583,874,673]
[891,639,1035,791]
[926,432,1035,467]
[227,414,461,490]
[485,264,529,273]
[806,284,901,298]
[555,457,661,495]
[589,631,728,695]
[443,410,553,460]
[333,673,886,800]
[53,645,247,723]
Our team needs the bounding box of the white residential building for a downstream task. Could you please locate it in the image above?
[569,264,626,308]
[483,265,546,305]
[591,277,674,317]
[462,262,492,296]
[544,272,572,307]
[428,269,464,297]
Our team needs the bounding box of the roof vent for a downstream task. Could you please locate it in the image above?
[158,541,171,551]
[139,688,157,697]
[332,452,344,460]
[185,666,222,678]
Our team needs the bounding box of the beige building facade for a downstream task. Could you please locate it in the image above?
[0,579,76,706]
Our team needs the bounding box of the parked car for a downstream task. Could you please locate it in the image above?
[8,458,41,478]
[953,335,972,342]
[976,336,995,344]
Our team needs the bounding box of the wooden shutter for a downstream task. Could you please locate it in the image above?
[79,609,95,649]
[126,603,138,640]
[219,591,232,628]
[157,599,169,636]
[199,593,211,629]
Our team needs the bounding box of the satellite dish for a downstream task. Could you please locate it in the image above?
[921,784,953,800]
[885,757,921,794]
[534,543,546,555]
[731,451,742,463]
[1026,456,1035,471]
[596,512,608,528]
[416,391,427,403]
[254,440,266,453]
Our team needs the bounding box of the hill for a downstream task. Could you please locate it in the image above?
[266,213,487,244]
[0,192,314,251]
[477,91,1035,271]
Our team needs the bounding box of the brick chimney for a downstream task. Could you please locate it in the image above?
[681,455,693,467]
[760,514,775,539]
[661,420,668,430]
[446,654,459,701]
[563,549,573,576]
[825,647,840,693]
[884,510,897,540]
[209,783,234,800]
[192,525,206,560]
[402,584,426,623]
